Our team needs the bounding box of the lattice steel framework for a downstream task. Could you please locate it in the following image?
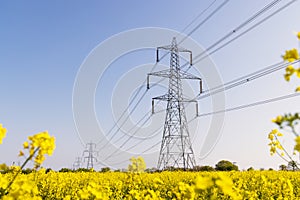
[82,142,98,169]
[147,37,202,170]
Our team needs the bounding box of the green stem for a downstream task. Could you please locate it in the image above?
[275,135,299,170]
[291,126,299,137]
[4,147,39,193]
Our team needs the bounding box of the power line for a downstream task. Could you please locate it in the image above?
[198,60,300,99]
[179,0,230,45]
[103,110,164,161]
[193,0,298,64]
[112,100,163,145]
[102,140,163,167]
[104,141,163,167]
[197,92,300,117]
[190,0,284,64]
[97,90,148,151]
[180,0,218,34]
[204,61,285,92]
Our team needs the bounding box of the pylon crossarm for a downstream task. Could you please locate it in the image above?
[148,70,171,78]
[147,70,171,89]
[179,71,203,94]
[156,40,192,65]
[180,99,199,117]
[152,94,169,114]
[153,94,169,101]
[179,71,200,80]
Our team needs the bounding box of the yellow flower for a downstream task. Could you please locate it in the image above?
[215,174,237,198]
[272,116,283,124]
[297,32,300,40]
[286,65,295,73]
[23,141,29,149]
[297,68,300,78]
[268,132,274,140]
[18,150,24,157]
[277,132,283,137]
[284,65,295,82]
[0,163,9,171]
[284,74,291,81]
[294,136,300,152]
[270,146,276,155]
[296,86,300,92]
[0,124,7,144]
[282,48,299,62]
[23,131,56,168]
[194,175,214,191]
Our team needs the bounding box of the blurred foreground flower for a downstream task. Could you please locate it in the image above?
[282,48,299,62]
[0,125,55,199]
[0,124,7,144]
[20,131,56,169]
[268,129,284,156]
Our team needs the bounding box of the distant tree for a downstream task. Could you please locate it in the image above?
[75,168,90,172]
[247,167,254,171]
[164,166,176,171]
[215,160,238,171]
[45,168,52,173]
[193,165,215,171]
[22,168,34,174]
[0,163,10,174]
[100,167,110,173]
[268,168,274,171]
[287,161,298,171]
[279,164,287,171]
[59,168,72,173]
[145,167,159,173]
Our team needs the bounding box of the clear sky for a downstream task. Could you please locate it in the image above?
[0,0,300,170]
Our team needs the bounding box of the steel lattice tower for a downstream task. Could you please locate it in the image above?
[147,37,202,170]
[72,156,82,170]
[82,142,98,169]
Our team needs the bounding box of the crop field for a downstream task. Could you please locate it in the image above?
[1,170,300,199]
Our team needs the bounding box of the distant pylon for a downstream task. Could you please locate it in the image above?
[82,142,97,169]
[72,156,82,170]
[147,37,202,170]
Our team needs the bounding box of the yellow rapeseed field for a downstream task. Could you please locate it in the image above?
[1,170,300,199]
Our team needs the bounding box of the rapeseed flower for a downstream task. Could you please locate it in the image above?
[294,136,300,152]
[21,131,56,168]
[0,124,7,144]
[272,116,283,125]
[282,48,299,62]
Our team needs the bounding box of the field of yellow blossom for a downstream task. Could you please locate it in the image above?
[1,170,300,199]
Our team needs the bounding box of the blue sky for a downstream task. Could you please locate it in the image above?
[0,0,300,170]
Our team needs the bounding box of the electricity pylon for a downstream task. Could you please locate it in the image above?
[72,156,82,170]
[82,142,97,169]
[147,37,202,170]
